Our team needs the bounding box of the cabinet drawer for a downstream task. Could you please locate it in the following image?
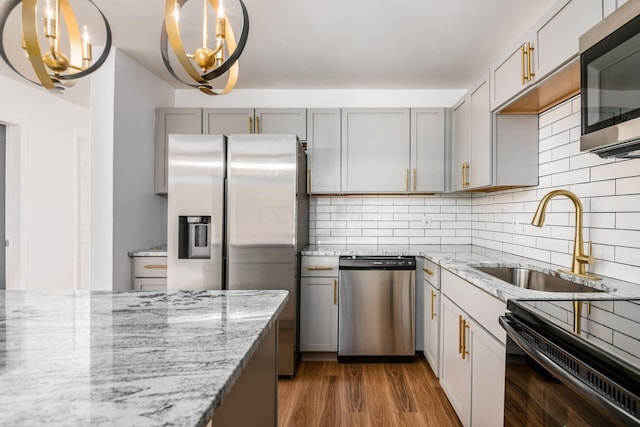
[422,258,440,288]
[134,257,168,278]
[301,256,339,277]
[441,268,506,343]
[134,278,167,291]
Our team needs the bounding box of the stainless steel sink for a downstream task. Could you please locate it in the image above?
[475,266,604,293]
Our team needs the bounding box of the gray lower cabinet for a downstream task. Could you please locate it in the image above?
[299,256,339,352]
[155,108,203,194]
[341,108,411,193]
[306,109,341,194]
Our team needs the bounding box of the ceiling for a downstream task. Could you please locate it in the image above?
[3,0,560,91]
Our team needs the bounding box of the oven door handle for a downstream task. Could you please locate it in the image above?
[499,316,637,425]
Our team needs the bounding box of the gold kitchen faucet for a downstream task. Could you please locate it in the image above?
[531,189,601,280]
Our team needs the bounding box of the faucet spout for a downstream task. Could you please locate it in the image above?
[531,190,600,280]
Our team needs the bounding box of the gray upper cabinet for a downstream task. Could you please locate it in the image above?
[307,109,341,194]
[411,108,446,193]
[341,108,411,193]
[255,108,307,140]
[451,96,469,192]
[155,108,203,194]
[452,79,538,192]
[469,80,492,190]
[203,108,254,135]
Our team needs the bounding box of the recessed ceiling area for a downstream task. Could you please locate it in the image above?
[94,0,558,90]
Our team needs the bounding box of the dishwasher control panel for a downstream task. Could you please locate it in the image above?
[339,256,416,270]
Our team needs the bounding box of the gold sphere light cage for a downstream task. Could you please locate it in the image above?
[0,0,112,92]
[161,0,249,95]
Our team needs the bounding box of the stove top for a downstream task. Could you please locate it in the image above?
[508,298,640,369]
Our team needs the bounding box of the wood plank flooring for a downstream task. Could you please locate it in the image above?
[278,357,462,427]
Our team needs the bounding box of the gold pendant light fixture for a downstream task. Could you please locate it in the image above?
[0,0,112,92]
[161,0,249,95]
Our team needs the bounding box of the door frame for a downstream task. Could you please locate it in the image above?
[1,115,28,290]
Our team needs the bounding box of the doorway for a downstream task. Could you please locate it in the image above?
[0,124,5,289]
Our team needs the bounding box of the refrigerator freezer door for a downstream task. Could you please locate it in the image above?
[226,134,299,376]
[167,134,225,290]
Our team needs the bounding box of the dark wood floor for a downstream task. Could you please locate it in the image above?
[278,357,462,427]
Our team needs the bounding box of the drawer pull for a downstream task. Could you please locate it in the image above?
[307,266,334,271]
[333,279,337,305]
[431,290,436,320]
[144,265,167,269]
[423,268,434,276]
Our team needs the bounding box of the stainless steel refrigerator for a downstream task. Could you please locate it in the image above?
[167,134,308,377]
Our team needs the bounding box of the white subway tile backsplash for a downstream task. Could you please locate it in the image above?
[616,213,640,230]
[616,176,640,195]
[308,96,639,284]
[551,168,590,187]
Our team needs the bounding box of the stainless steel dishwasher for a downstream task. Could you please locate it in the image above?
[338,256,416,362]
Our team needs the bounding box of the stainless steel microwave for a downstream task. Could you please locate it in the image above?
[580,1,640,158]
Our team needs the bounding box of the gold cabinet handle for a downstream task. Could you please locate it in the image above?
[249,116,253,133]
[462,163,470,189]
[458,315,463,355]
[306,266,334,271]
[430,290,436,320]
[144,265,167,269]
[405,169,409,191]
[423,268,434,276]
[527,42,535,81]
[462,318,470,359]
[521,44,527,85]
[333,279,337,305]
[256,116,260,134]
[413,168,417,191]
[307,169,311,193]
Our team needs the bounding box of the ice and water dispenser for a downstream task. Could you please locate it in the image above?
[178,216,211,259]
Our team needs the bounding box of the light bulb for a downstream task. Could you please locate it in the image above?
[82,25,90,43]
[218,0,225,19]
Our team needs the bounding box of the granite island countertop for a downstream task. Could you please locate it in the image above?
[0,289,288,427]
[302,244,640,301]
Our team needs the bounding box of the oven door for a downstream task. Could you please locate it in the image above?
[500,315,638,427]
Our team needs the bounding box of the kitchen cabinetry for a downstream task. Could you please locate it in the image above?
[155,108,203,194]
[452,79,538,192]
[299,256,339,352]
[132,256,167,291]
[423,258,440,377]
[203,108,306,139]
[411,109,446,192]
[451,80,492,191]
[156,108,306,194]
[439,269,506,427]
[306,109,341,194]
[341,108,411,193]
[490,0,603,111]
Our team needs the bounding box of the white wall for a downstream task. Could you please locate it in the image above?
[175,89,466,108]
[91,48,174,291]
[0,73,90,290]
[472,96,640,284]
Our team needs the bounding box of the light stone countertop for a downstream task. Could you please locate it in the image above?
[0,289,288,427]
[128,245,167,257]
[302,244,640,301]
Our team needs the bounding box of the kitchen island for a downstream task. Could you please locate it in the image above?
[0,289,287,426]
